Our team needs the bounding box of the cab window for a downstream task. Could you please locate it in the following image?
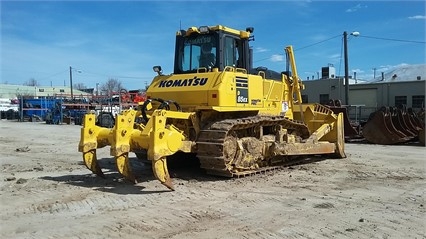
[181,35,216,71]
[224,37,239,67]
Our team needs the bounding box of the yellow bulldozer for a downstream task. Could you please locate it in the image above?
[79,25,346,190]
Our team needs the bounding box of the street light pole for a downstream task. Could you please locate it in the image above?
[343,31,349,106]
[69,66,74,99]
[343,31,360,106]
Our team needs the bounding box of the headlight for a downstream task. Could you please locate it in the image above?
[199,26,209,33]
[153,66,162,73]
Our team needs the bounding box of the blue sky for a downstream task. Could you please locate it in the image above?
[1,1,425,90]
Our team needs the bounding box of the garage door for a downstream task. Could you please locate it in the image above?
[349,88,377,107]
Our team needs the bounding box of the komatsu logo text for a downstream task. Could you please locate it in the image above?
[158,77,208,88]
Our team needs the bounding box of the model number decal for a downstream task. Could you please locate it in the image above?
[237,88,248,103]
[158,77,208,88]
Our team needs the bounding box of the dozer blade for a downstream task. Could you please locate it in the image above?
[152,157,174,191]
[83,149,105,178]
[116,153,136,183]
[328,106,359,137]
[362,108,410,145]
[334,112,346,158]
[325,99,359,138]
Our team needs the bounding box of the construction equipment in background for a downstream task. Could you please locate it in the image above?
[416,108,425,146]
[325,99,360,139]
[77,91,147,127]
[110,89,146,105]
[79,25,346,190]
[362,105,424,145]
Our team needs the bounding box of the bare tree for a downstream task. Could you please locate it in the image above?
[23,78,39,86]
[74,83,87,90]
[100,78,124,95]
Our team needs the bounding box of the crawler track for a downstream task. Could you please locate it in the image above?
[196,115,310,177]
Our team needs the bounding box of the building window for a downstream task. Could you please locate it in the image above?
[38,89,44,92]
[301,95,308,103]
[412,95,425,108]
[394,96,407,107]
[319,94,329,105]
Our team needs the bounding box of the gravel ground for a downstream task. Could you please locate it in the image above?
[0,120,425,239]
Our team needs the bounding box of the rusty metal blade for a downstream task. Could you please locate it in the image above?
[328,106,359,137]
[403,112,420,135]
[407,108,424,129]
[362,108,410,145]
[391,108,415,137]
[419,129,425,146]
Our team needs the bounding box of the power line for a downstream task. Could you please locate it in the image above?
[295,34,341,51]
[253,54,284,63]
[358,35,426,44]
[253,34,341,63]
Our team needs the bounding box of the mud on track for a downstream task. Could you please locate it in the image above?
[0,120,425,239]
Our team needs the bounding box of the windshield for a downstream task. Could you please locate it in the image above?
[178,34,217,72]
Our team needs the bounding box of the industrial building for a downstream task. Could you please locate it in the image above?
[0,84,90,99]
[302,64,425,121]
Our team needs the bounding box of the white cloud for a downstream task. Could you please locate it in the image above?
[408,15,426,20]
[255,47,269,53]
[346,4,367,13]
[270,54,284,62]
[378,63,409,72]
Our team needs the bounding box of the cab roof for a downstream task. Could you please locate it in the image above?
[176,25,252,39]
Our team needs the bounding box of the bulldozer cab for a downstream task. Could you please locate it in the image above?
[148,25,305,119]
[174,25,251,73]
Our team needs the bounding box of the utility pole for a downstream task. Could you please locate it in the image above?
[69,66,74,99]
[373,67,377,79]
[343,31,349,106]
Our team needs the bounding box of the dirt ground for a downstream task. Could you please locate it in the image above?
[0,120,425,239]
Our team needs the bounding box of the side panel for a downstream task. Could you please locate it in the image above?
[147,73,221,107]
[147,70,291,116]
[261,77,293,117]
[211,72,265,109]
[235,73,264,108]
